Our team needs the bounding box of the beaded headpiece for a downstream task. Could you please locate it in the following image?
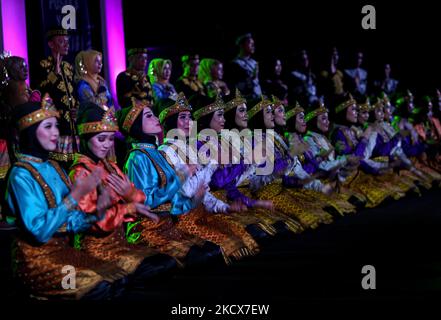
[193,95,225,120]
[335,93,357,114]
[122,98,151,133]
[247,96,274,120]
[18,93,60,131]
[159,92,192,124]
[305,102,328,123]
[224,88,246,113]
[285,101,304,121]
[77,107,118,135]
[358,98,372,112]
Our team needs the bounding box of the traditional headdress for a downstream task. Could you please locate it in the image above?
[193,95,225,120]
[247,96,274,120]
[77,106,118,135]
[305,101,328,123]
[121,98,151,134]
[17,93,59,131]
[159,92,192,124]
[285,101,304,121]
[128,48,148,56]
[224,88,246,113]
[358,98,372,112]
[335,93,357,114]
[45,28,68,40]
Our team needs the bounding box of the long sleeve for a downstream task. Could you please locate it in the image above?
[203,191,229,213]
[305,134,347,172]
[125,151,171,209]
[7,167,91,243]
[356,132,389,174]
[332,128,354,155]
[70,165,137,233]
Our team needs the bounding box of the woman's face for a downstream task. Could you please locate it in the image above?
[36,117,59,151]
[161,63,172,81]
[10,58,29,81]
[346,104,358,124]
[358,110,369,125]
[384,105,392,120]
[317,112,330,133]
[274,105,286,126]
[92,55,103,74]
[142,107,162,134]
[263,105,275,129]
[212,63,224,80]
[374,107,385,122]
[177,111,192,136]
[210,110,225,133]
[235,103,248,129]
[88,132,115,159]
[295,112,307,133]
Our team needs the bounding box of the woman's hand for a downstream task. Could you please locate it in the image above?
[227,200,248,213]
[254,200,274,211]
[134,203,159,224]
[106,174,132,198]
[71,168,103,202]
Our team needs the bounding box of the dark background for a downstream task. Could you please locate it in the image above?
[24,0,441,99]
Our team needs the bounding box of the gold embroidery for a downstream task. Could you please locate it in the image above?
[14,162,56,208]
[135,148,167,188]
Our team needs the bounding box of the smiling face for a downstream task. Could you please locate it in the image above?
[36,117,59,151]
[88,132,115,159]
[358,110,369,125]
[274,105,286,126]
[346,103,358,124]
[235,103,248,129]
[295,112,307,133]
[177,111,192,136]
[374,107,385,122]
[210,110,225,133]
[263,105,275,129]
[142,107,162,134]
[317,112,330,133]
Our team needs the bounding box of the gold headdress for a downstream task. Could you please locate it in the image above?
[286,101,304,121]
[335,93,357,114]
[358,98,371,112]
[373,97,384,110]
[224,88,246,113]
[18,93,60,131]
[247,95,274,120]
[305,101,328,123]
[159,92,192,124]
[77,107,118,135]
[122,98,151,133]
[193,95,225,120]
